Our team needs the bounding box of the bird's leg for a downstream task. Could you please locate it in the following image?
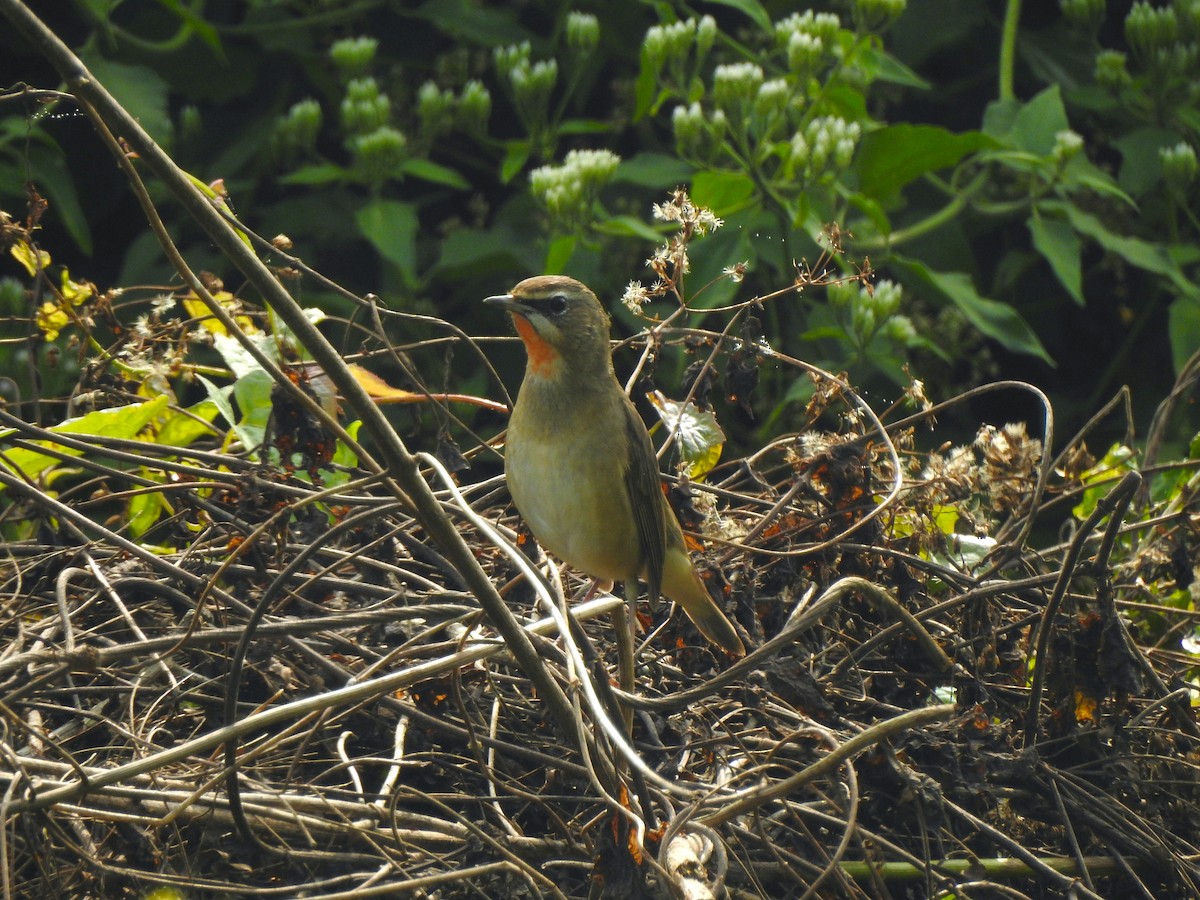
[614,579,639,737]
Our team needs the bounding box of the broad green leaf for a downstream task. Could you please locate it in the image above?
[1168,298,1200,376]
[557,119,613,135]
[616,153,694,189]
[400,158,470,189]
[893,255,1053,363]
[866,47,932,90]
[413,0,530,43]
[845,190,892,239]
[1113,126,1179,196]
[1028,212,1083,305]
[1055,201,1198,298]
[127,479,171,540]
[857,124,996,199]
[983,85,1069,155]
[233,370,274,454]
[356,199,419,286]
[501,141,531,183]
[78,52,173,146]
[592,215,663,243]
[0,396,169,486]
[21,143,92,254]
[1072,443,1136,519]
[157,400,220,447]
[279,164,350,186]
[634,59,668,120]
[153,0,223,52]
[1059,156,1136,207]
[211,332,278,380]
[197,375,246,451]
[543,235,576,274]
[323,420,362,488]
[690,170,755,213]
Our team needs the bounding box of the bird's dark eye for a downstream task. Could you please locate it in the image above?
[547,294,569,314]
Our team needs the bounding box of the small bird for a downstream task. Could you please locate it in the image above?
[486,275,745,657]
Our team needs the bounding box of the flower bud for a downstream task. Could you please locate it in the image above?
[567,11,600,55]
[458,80,492,135]
[417,82,456,138]
[1060,0,1105,31]
[349,126,407,185]
[712,63,764,118]
[850,0,907,32]
[695,15,717,59]
[341,77,390,135]
[273,98,322,160]
[1125,2,1177,62]
[1160,141,1197,198]
[1095,50,1131,90]
[330,36,378,78]
[494,42,532,81]
[1051,129,1084,165]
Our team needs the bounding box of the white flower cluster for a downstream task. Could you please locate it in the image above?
[529,149,621,229]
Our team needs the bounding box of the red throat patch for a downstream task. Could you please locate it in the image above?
[512,314,560,375]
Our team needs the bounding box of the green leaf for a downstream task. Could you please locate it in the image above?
[279,163,350,186]
[844,190,892,240]
[399,158,470,189]
[1168,297,1200,376]
[543,235,576,274]
[1028,211,1083,305]
[690,170,756,213]
[197,375,247,453]
[867,48,932,90]
[0,396,169,487]
[127,477,171,540]
[857,124,996,199]
[647,391,725,480]
[557,119,613,135]
[501,140,531,183]
[356,199,419,286]
[1059,156,1136,208]
[413,0,531,43]
[893,255,1053,363]
[233,370,274,454]
[702,0,772,31]
[1054,201,1198,298]
[212,332,278,380]
[157,400,219,447]
[78,52,173,146]
[1113,126,1179,196]
[634,58,666,120]
[616,153,694,188]
[983,85,1069,154]
[592,215,663,243]
[1072,443,1136,519]
[153,0,223,52]
[18,142,92,254]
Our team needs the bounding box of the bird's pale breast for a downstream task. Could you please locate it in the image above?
[506,394,641,584]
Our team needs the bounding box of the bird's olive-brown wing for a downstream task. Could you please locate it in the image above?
[620,396,667,601]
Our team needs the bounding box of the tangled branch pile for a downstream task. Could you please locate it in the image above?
[0,9,1198,893]
[0,262,1198,899]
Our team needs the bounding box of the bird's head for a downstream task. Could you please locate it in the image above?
[485,275,613,379]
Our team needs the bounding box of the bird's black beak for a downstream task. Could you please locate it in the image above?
[484,293,532,316]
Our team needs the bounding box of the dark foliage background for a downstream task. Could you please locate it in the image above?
[1,0,1197,453]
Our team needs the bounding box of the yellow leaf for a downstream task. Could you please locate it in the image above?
[60,269,94,305]
[180,290,258,336]
[348,364,424,403]
[10,241,50,277]
[36,301,69,341]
